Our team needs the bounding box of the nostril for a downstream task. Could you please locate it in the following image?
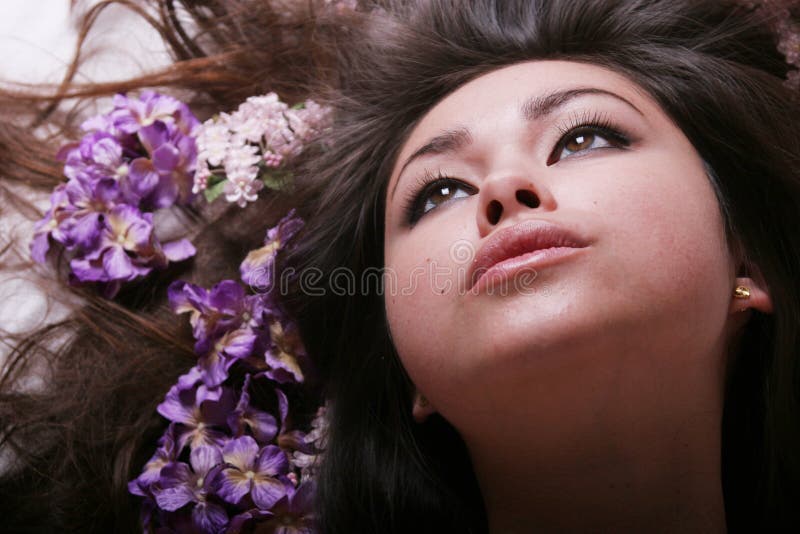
[516,189,539,208]
[487,200,503,225]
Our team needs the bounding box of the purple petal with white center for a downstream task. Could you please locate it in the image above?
[153,461,195,511]
[167,280,201,315]
[107,204,153,249]
[129,425,179,494]
[264,350,304,385]
[222,435,259,472]
[267,209,304,245]
[220,329,257,361]
[216,470,252,507]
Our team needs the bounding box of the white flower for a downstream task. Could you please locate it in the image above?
[231,116,266,144]
[223,176,264,207]
[226,164,259,184]
[196,120,230,167]
[223,143,260,176]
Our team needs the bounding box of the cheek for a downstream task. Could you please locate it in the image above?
[383,217,474,379]
[592,155,733,320]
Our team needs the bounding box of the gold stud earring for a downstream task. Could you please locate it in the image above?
[417,394,429,407]
[733,286,751,299]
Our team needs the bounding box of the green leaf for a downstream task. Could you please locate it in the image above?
[290,102,305,110]
[206,173,225,188]
[261,170,294,191]
[204,178,227,203]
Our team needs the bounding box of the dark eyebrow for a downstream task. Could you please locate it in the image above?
[390,87,643,200]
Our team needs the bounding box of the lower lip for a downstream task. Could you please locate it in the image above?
[470,246,588,294]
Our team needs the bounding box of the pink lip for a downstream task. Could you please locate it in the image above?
[467,219,590,292]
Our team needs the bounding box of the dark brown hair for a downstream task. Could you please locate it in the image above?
[2,1,800,532]
[278,1,800,532]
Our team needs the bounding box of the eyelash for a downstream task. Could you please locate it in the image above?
[401,112,631,226]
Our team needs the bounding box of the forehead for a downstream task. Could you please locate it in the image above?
[392,59,652,165]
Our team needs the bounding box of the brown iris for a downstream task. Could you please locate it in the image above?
[565,132,595,153]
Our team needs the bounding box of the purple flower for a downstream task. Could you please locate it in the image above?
[108,91,199,137]
[129,424,179,496]
[239,209,304,290]
[30,184,71,263]
[228,375,279,444]
[63,204,194,298]
[152,445,228,532]
[31,91,199,298]
[196,327,258,388]
[261,317,307,384]
[59,132,127,184]
[156,376,235,452]
[169,279,276,386]
[216,436,293,509]
[272,388,314,463]
[68,204,156,282]
[168,280,251,343]
[227,481,316,534]
[137,121,198,208]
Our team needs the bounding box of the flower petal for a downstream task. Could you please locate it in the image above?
[222,436,259,471]
[192,500,229,533]
[153,462,195,511]
[190,444,223,476]
[216,469,252,505]
[255,445,289,476]
[162,238,196,262]
[251,476,291,510]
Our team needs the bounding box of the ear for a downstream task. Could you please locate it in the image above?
[412,390,437,423]
[729,265,773,315]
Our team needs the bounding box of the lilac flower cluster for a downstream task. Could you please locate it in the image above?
[30,91,199,298]
[192,93,332,207]
[129,210,328,533]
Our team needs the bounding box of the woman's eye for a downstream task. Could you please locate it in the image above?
[403,177,476,225]
[424,180,471,210]
[549,126,629,164]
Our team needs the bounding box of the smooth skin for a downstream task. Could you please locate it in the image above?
[383,60,772,533]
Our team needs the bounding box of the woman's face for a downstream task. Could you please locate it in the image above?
[382,60,738,444]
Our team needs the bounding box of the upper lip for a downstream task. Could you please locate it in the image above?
[468,219,590,289]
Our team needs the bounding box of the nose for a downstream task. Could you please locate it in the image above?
[476,172,555,236]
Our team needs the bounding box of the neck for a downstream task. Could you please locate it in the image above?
[464,406,727,533]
